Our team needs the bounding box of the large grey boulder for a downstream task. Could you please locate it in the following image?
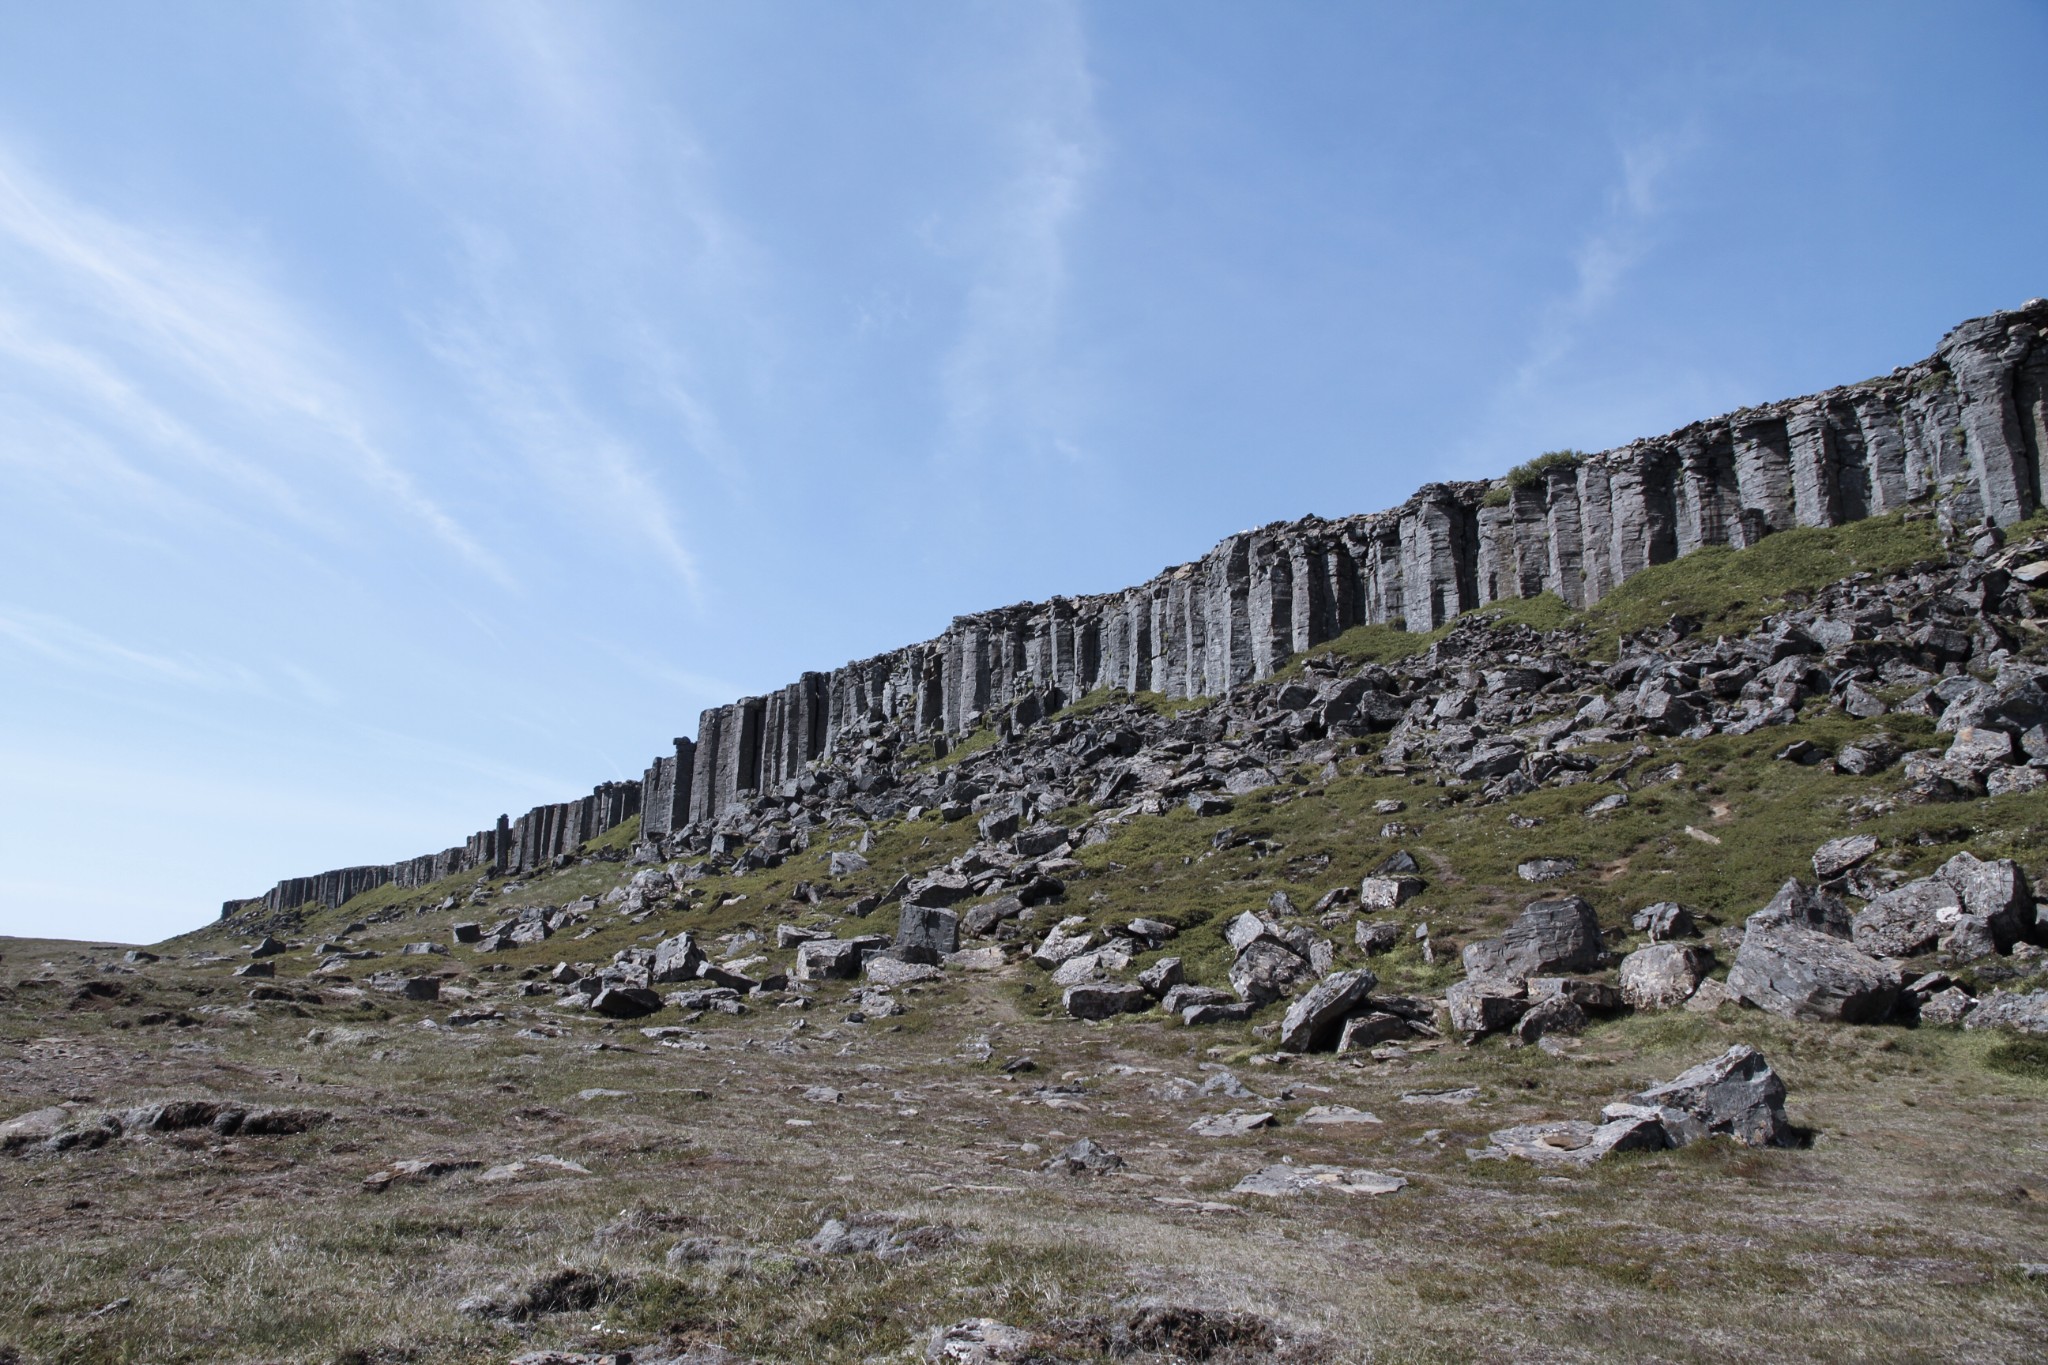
[1228,939,1315,1006]
[1444,976,1528,1038]
[588,986,662,1019]
[1728,922,1900,1022]
[1936,673,2048,736]
[1063,982,1148,1021]
[1618,943,1710,1010]
[1358,876,1425,909]
[1851,879,1963,958]
[1750,879,1853,935]
[652,933,705,983]
[794,938,865,982]
[895,904,961,965]
[1160,984,1234,1014]
[1481,1116,1668,1166]
[1461,897,1604,981]
[1223,911,1282,954]
[1962,989,2048,1034]
[1934,852,2034,946]
[1813,835,1880,880]
[1630,1044,1793,1147]
[1277,969,1377,1052]
[1031,919,1095,968]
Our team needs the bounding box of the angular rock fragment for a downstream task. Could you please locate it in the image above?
[1232,1164,1405,1196]
[1851,879,1963,958]
[1042,1137,1123,1175]
[1359,875,1425,909]
[1479,1116,1665,1167]
[1062,982,1148,1020]
[1728,922,1899,1022]
[1630,901,1696,941]
[1444,976,1527,1038]
[895,904,961,965]
[1962,989,2048,1034]
[1276,968,1376,1052]
[1188,1110,1275,1138]
[1619,943,1710,1010]
[588,986,662,1018]
[1461,896,1604,981]
[1812,835,1881,880]
[1135,956,1184,997]
[1630,1044,1793,1147]
[1228,939,1315,1006]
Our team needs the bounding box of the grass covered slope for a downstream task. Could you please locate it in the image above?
[6,511,2048,1362]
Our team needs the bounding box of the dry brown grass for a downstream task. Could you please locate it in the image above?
[3,925,2046,1365]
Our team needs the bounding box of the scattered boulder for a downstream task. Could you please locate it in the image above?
[1358,875,1425,909]
[1477,1046,1794,1164]
[1276,969,1376,1052]
[795,938,872,982]
[1813,835,1881,880]
[1630,902,1696,942]
[1227,939,1315,1006]
[1516,857,1579,883]
[1042,1138,1123,1175]
[1444,977,1527,1039]
[1461,897,1604,981]
[896,904,961,965]
[1063,982,1148,1020]
[1479,1116,1666,1167]
[1750,879,1853,935]
[1962,989,2048,1034]
[1852,879,1964,958]
[1728,920,1899,1023]
[1630,1044,1793,1147]
[1619,943,1710,1011]
[1188,1111,1275,1138]
[1232,1164,1405,1197]
[1354,920,1402,955]
[589,986,662,1019]
[1135,956,1184,997]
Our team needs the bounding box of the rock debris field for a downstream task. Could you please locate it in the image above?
[8,310,2048,1362]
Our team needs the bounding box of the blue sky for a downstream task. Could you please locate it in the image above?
[3,2,2044,943]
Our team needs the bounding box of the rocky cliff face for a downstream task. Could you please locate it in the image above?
[230,300,2048,917]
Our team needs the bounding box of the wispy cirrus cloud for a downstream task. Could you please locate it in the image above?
[324,0,763,596]
[936,1,1101,471]
[0,145,509,581]
[1441,123,1714,478]
[0,605,265,694]
[1506,125,1702,395]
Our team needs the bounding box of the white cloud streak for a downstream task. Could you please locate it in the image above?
[0,145,509,581]
[0,605,265,694]
[1506,124,1702,396]
[325,0,759,595]
[937,2,1101,471]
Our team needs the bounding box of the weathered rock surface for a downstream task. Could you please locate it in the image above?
[1276,969,1376,1052]
[228,301,2048,944]
[1461,897,1604,981]
[1619,943,1710,1011]
[1729,921,1899,1023]
[1630,1044,1793,1147]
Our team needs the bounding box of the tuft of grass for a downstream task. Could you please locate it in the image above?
[1982,1038,2048,1081]
[584,813,643,854]
[1581,511,1945,653]
[1507,449,1586,491]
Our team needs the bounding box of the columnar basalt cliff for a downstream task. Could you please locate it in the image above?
[229,301,2048,918]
